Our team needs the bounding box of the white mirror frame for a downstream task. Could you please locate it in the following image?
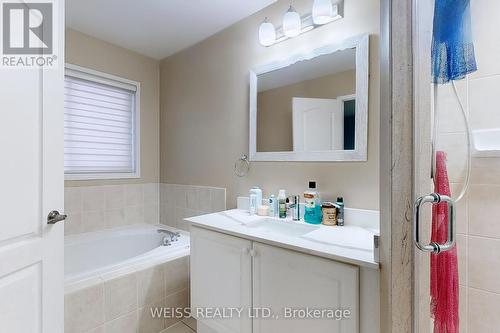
[249,34,369,162]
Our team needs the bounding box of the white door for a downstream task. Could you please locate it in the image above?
[190,227,252,333]
[292,97,343,151]
[0,2,65,332]
[252,242,359,333]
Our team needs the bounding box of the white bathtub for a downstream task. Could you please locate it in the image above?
[64,224,190,291]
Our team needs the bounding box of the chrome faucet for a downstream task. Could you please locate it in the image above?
[157,229,180,246]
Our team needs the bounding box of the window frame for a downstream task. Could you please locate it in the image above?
[64,63,141,181]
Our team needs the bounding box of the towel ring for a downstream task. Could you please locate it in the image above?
[234,154,250,177]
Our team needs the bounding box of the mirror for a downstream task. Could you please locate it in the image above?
[249,34,369,162]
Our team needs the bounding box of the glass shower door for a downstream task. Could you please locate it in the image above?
[414,0,500,332]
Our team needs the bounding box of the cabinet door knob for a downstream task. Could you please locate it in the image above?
[47,210,67,224]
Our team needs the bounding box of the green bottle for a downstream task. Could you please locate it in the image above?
[278,189,287,218]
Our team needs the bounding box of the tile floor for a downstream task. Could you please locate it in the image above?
[161,318,197,333]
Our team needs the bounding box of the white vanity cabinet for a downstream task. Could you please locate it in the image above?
[252,242,359,333]
[190,226,253,333]
[191,226,361,333]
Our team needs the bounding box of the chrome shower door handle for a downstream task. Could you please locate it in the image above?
[413,193,456,254]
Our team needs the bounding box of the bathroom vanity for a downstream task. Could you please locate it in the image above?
[186,209,380,333]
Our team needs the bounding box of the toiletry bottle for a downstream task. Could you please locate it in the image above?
[336,197,344,226]
[304,181,322,224]
[249,193,257,215]
[268,194,278,217]
[250,186,263,209]
[321,202,337,226]
[278,189,287,218]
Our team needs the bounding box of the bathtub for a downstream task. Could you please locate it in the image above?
[64,224,191,333]
[65,224,190,290]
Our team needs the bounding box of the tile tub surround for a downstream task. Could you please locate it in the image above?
[160,184,226,231]
[64,183,160,235]
[65,255,190,333]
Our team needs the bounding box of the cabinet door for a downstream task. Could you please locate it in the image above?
[252,242,359,333]
[191,226,252,333]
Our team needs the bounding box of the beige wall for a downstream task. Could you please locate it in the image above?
[65,29,160,186]
[160,0,380,209]
[257,69,355,151]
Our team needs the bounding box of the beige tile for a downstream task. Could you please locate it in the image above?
[104,274,138,321]
[160,204,176,228]
[65,187,82,214]
[126,184,144,206]
[185,186,200,210]
[137,266,165,306]
[164,256,189,296]
[459,286,467,333]
[104,185,125,211]
[471,157,500,185]
[470,0,500,78]
[164,289,189,329]
[468,184,500,238]
[456,235,467,287]
[144,203,160,224]
[85,326,105,333]
[65,284,105,333]
[450,183,468,235]
[138,299,166,333]
[125,205,144,225]
[162,322,194,333]
[469,76,500,129]
[82,186,105,212]
[468,288,500,332]
[210,188,226,212]
[104,311,138,333]
[65,212,83,236]
[105,209,126,228]
[82,210,106,233]
[435,81,468,133]
[182,317,197,331]
[436,133,468,183]
[144,183,160,205]
[200,187,213,213]
[174,185,188,208]
[468,236,500,293]
[161,184,176,207]
[175,208,197,231]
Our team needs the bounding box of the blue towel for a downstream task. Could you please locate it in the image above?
[432,0,477,83]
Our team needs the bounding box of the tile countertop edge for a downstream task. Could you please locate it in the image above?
[185,211,380,270]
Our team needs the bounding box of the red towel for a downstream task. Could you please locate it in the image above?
[431,151,459,333]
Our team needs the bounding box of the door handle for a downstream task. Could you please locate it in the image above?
[47,210,67,224]
[413,193,455,254]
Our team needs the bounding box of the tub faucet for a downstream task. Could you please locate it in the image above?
[157,229,180,245]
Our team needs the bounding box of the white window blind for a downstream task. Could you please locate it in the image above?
[64,66,139,179]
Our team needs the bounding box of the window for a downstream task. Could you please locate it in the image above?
[64,64,140,180]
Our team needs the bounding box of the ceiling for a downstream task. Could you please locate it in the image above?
[66,0,277,59]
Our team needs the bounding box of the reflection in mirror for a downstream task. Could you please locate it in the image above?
[256,47,356,153]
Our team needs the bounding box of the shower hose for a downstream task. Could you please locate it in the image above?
[432,80,472,203]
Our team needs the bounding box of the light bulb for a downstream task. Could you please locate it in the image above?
[258,18,276,46]
[283,6,301,38]
[312,0,334,24]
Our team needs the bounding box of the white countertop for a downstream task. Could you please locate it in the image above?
[185,209,380,269]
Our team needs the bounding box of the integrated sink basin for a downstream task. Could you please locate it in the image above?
[245,218,320,237]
